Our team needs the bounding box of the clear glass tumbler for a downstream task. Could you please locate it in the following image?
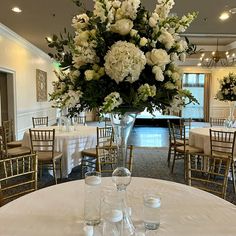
[84,171,102,226]
[143,193,161,230]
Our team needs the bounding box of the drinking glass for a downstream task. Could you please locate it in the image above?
[143,193,161,230]
[84,171,102,226]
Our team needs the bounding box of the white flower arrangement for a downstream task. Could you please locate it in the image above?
[48,0,198,115]
[215,72,236,101]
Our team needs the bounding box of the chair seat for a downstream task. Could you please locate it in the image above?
[37,151,63,161]
[81,148,97,157]
[176,145,203,154]
[7,140,22,148]
[6,146,31,157]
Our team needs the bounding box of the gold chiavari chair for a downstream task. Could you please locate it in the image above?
[73,115,86,126]
[0,153,38,206]
[29,129,62,184]
[32,116,49,128]
[97,145,134,174]
[104,117,112,128]
[0,125,31,159]
[209,117,225,127]
[2,120,22,148]
[171,123,203,177]
[209,129,236,193]
[81,126,114,176]
[187,153,231,199]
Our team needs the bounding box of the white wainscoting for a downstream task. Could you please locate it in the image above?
[210,105,232,118]
[16,107,57,140]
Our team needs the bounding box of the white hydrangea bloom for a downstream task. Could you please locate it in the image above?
[104,41,146,83]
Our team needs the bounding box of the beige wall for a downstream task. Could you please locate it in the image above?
[0,24,57,139]
[183,66,236,119]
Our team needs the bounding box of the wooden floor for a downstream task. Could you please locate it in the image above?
[88,121,209,148]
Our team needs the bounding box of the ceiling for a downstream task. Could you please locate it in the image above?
[1,0,236,54]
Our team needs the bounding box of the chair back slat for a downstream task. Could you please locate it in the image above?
[210,117,225,127]
[0,154,38,206]
[97,127,113,147]
[29,129,55,154]
[97,145,134,173]
[72,115,86,126]
[210,129,236,157]
[187,154,231,199]
[32,117,49,128]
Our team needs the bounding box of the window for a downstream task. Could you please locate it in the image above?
[182,73,205,120]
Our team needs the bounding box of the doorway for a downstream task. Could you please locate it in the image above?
[0,70,15,129]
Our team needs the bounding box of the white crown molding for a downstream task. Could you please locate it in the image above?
[0,23,51,60]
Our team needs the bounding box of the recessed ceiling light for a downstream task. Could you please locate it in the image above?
[46,37,53,42]
[11,6,22,13]
[219,11,230,21]
[229,8,236,14]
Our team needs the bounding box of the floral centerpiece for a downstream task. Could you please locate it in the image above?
[49,0,198,116]
[48,1,198,231]
[215,72,236,126]
[215,72,236,101]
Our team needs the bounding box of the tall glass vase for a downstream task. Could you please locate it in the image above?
[225,101,236,128]
[110,112,138,236]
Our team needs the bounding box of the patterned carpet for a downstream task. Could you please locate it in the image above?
[38,146,236,205]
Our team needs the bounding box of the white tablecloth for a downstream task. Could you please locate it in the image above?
[189,127,236,155]
[22,126,97,177]
[0,177,236,236]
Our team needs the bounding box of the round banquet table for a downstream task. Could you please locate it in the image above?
[189,127,236,155]
[0,177,236,236]
[22,126,97,177]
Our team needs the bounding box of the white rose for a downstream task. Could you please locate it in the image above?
[110,19,133,35]
[146,49,170,66]
[152,66,164,81]
[179,53,186,62]
[140,37,148,46]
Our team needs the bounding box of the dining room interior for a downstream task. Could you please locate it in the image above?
[1,0,236,235]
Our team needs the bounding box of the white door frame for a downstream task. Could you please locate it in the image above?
[0,67,17,136]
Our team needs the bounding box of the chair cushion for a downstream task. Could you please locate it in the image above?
[37,151,63,161]
[7,141,22,148]
[176,145,203,154]
[7,146,31,157]
[81,148,97,157]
